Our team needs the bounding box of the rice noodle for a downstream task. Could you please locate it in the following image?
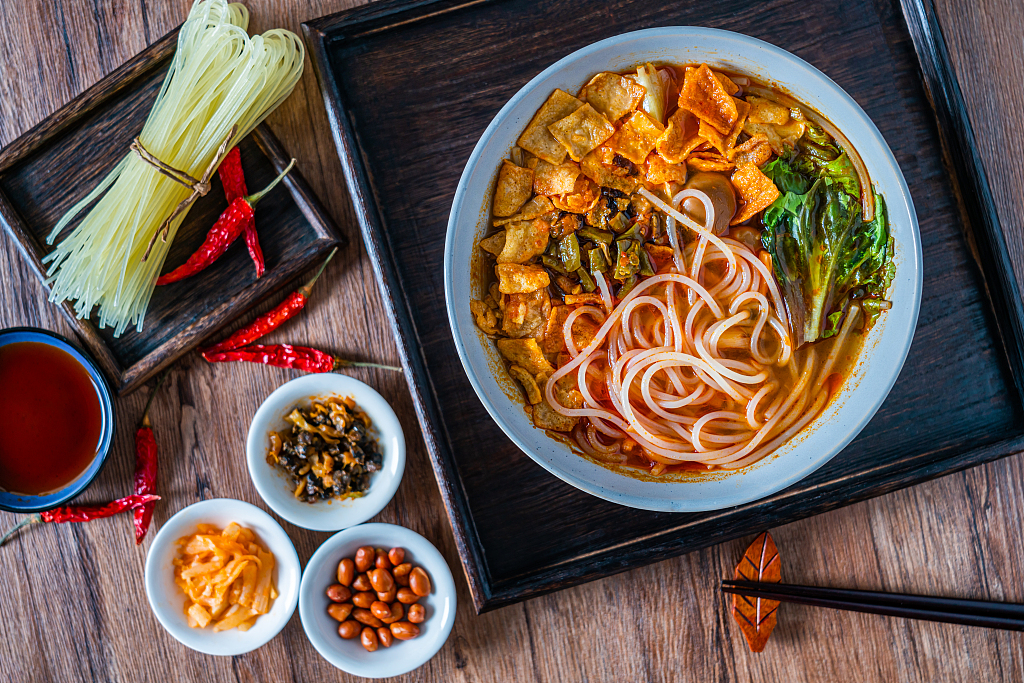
[545,228,847,468]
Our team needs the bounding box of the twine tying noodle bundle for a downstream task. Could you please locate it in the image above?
[130,124,236,260]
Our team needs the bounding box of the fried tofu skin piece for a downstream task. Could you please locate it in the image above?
[548,103,617,162]
[686,152,735,173]
[496,338,554,375]
[509,365,543,404]
[656,108,703,164]
[531,377,581,432]
[729,133,773,166]
[645,155,688,185]
[679,64,739,135]
[478,230,506,255]
[539,305,571,354]
[517,89,585,164]
[532,396,578,432]
[581,72,646,122]
[497,218,550,264]
[607,110,664,165]
[551,176,600,213]
[470,299,499,334]
[502,289,551,338]
[580,148,640,194]
[496,263,550,294]
[532,159,581,195]
[698,99,750,156]
[730,161,780,225]
[492,195,554,226]
[492,160,534,217]
[746,96,791,125]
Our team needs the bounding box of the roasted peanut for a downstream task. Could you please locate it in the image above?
[396,587,419,604]
[326,584,352,603]
[352,591,376,609]
[409,567,432,596]
[352,572,372,592]
[371,601,392,620]
[388,547,405,566]
[390,621,421,640]
[352,608,383,628]
[377,626,394,648]
[377,588,397,603]
[375,548,393,570]
[355,546,375,572]
[338,620,361,639]
[392,563,412,586]
[327,603,354,622]
[407,603,426,624]
[381,602,404,625]
[370,568,395,593]
[337,558,356,586]
[361,627,379,652]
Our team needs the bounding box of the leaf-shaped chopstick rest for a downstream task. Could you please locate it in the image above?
[731,531,782,652]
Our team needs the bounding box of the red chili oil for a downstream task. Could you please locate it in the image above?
[0,341,102,495]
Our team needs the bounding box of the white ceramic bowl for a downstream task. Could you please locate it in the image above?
[246,374,406,531]
[444,27,923,512]
[144,498,301,656]
[298,523,457,678]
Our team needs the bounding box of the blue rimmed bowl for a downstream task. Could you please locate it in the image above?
[0,327,116,512]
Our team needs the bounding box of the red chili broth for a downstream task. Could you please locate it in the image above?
[0,341,102,495]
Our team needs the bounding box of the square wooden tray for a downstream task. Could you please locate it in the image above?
[304,0,1024,612]
[0,28,344,395]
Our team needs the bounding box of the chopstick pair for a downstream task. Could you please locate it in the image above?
[721,580,1024,631]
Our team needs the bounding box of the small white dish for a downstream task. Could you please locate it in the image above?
[246,374,406,531]
[299,523,457,678]
[443,27,923,512]
[144,498,301,656]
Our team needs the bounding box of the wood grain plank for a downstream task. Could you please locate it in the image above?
[1,0,1024,682]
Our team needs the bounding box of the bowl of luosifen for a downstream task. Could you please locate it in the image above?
[443,27,923,512]
[143,498,301,656]
[246,373,406,531]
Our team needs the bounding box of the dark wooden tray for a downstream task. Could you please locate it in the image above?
[304,0,1024,612]
[0,28,344,395]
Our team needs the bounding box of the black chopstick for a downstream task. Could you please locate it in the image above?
[721,580,1024,631]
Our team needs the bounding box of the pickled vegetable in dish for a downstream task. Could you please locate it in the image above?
[174,522,277,632]
[267,396,383,502]
[471,63,894,475]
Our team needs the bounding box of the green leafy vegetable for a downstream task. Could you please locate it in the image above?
[762,179,892,345]
[819,152,860,199]
[762,157,809,195]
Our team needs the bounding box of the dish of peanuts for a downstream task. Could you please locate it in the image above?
[325,545,432,651]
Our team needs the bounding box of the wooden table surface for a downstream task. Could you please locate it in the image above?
[1,1,1022,681]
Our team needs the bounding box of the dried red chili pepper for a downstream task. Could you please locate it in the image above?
[156,159,295,286]
[203,343,401,373]
[200,247,338,357]
[219,146,264,278]
[133,371,168,545]
[0,495,160,547]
